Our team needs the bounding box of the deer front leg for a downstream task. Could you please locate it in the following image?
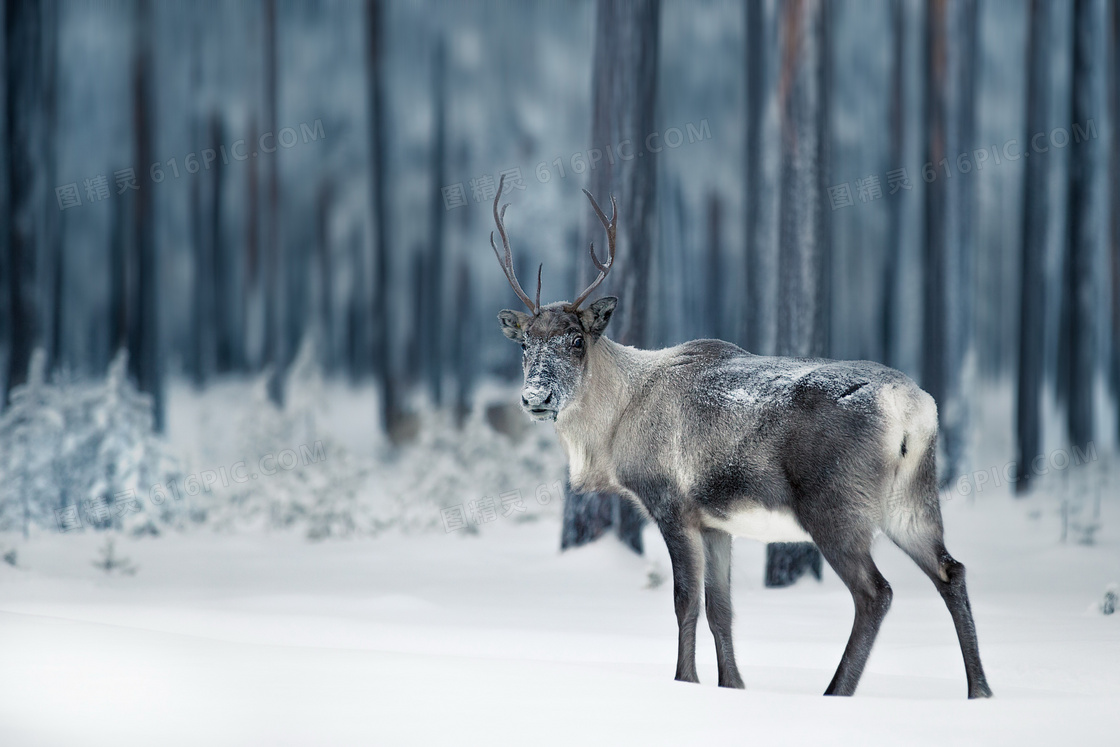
[702,528,745,688]
[657,518,704,684]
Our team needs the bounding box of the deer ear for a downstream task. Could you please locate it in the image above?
[498,309,530,342]
[582,296,617,339]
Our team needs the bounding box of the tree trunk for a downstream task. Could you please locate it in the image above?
[3,0,43,405]
[425,39,448,408]
[923,0,977,485]
[366,0,400,436]
[881,0,905,368]
[766,0,830,588]
[744,0,776,356]
[1062,0,1103,452]
[261,0,283,405]
[1015,0,1050,494]
[561,0,660,555]
[704,191,724,341]
[1111,0,1120,442]
[130,0,162,430]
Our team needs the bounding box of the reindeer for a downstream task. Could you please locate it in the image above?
[488,176,992,698]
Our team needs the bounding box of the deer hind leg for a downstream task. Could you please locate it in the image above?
[882,445,992,699]
[796,501,891,696]
[821,544,892,696]
[657,518,704,684]
[702,528,744,688]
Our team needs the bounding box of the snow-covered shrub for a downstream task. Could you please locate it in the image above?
[0,349,181,535]
[200,339,373,538]
[386,398,567,534]
[0,351,64,535]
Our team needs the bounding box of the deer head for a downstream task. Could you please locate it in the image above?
[491,175,618,421]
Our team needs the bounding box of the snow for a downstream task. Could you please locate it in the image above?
[1,484,1117,746]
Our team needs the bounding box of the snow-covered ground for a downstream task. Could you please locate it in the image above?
[1,481,1117,746]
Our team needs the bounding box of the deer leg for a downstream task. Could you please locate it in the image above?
[882,457,992,699]
[658,519,704,684]
[895,542,992,699]
[806,531,891,697]
[702,528,745,688]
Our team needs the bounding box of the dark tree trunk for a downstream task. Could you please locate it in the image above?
[0,0,6,400]
[261,0,283,405]
[3,0,42,405]
[704,192,724,341]
[923,0,977,485]
[1062,0,1103,452]
[452,258,474,428]
[561,0,660,555]
[129,0,162,430]
[315,178,335,373]
[424,39,448,407]
[1015,0,1050,494]
[208,113,235,374]
[366,0,400,436]
[41,0,60,375]
[1111,0,1120,442]
[744,0,775,356]
[244,112,261,372]
[766,0,830,588]
[881,0,905,368]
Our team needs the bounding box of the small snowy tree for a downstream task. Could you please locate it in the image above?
[0,350,63,535]
[0,349,180,534]
[79,351,181,530]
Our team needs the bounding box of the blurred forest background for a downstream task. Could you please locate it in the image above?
[0,0,1118,549]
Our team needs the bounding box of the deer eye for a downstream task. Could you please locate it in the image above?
[571,337,583,349]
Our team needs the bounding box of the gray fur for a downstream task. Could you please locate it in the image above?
[497,302,991,698]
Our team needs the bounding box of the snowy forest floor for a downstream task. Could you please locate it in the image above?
[1,483,1118,746]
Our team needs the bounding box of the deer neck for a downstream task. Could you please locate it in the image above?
[554,336,648,492]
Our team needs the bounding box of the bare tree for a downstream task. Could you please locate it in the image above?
[744,0,776,356]
[1060,0,1104,453]
[704,192,724,341]
[129,0,163,430]
[1111,0,1120,441]
[1016,0,1051,493]
[366,0,401,436]
[766,0,830,588]
[423,39,448,407]
[923,0,977,484]
[3,0,44,405]
[881,0,906,368]
[261,0,283,405]
[562,0,660,554]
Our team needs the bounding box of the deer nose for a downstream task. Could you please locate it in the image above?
[522,389,552,408]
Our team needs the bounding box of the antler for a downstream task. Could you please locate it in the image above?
[490,174,542,314]
[566,188,617,311]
